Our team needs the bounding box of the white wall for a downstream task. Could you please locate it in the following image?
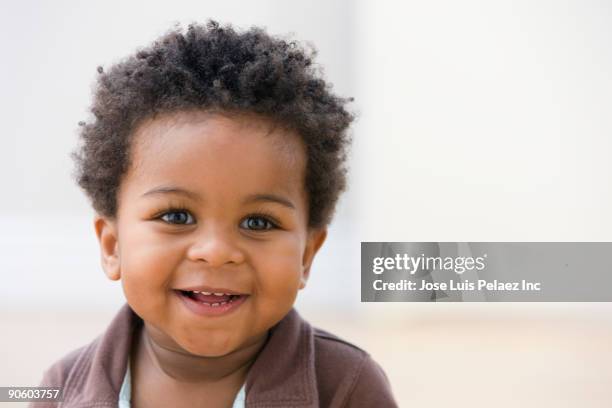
[354,0,612,241]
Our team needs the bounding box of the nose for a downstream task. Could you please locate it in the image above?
[186,225,246,266]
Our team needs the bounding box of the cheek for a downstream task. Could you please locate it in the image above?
[253,235,305,299]
[118,229,183,313]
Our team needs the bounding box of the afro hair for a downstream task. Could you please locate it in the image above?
[72,20,354,228]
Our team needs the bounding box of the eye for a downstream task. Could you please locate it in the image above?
[240,215,277,231]
[159,210,195,225]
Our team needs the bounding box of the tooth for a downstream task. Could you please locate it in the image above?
[214,293,224,296]
[212,303,219,307]
[220,301,227,305]
[202,292,212,295]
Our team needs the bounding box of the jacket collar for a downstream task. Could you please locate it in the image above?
[246,306,319,407]
[65,303,318,407]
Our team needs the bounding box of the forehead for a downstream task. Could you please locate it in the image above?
[123,110,307,203]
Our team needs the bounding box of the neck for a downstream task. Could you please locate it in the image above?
[136,323,268,384]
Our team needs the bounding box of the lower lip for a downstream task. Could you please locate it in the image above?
[174,290,249,317]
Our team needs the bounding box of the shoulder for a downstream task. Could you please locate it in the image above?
[311,327,398,407]
[312,326,369,372]
[38,337,99,388]
[30,338,99,408]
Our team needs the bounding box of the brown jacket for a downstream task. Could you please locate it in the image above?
[34,304,398,407]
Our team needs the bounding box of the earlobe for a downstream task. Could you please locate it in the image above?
[94,215,121,281]
[299,228,327,289]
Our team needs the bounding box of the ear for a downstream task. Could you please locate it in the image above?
[299,228,327,289]
[93,214,121,281]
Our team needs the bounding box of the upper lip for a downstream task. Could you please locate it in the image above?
[175,285,248,296]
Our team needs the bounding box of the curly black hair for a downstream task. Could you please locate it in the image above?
[72,20,353,228]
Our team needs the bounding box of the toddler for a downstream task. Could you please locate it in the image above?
[35,21,397,408]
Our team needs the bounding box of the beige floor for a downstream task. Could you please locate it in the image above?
[2,305,611,407]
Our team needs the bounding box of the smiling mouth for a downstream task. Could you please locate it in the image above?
[175,289,249,317]
[177,290,246,307]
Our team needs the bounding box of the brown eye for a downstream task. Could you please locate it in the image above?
[240,216,275,231]
[160,210,195,225]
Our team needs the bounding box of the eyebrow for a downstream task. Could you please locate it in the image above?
[141,186,202,201]
[243,193,296,210]
[141,186,296,210]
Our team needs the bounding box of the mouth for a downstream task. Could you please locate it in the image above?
[174,289,249,317]
[177,290,246,306]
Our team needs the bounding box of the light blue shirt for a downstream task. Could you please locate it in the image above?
[118,359,246,408]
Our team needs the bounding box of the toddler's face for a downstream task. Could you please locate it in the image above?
[94,111,326,357]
